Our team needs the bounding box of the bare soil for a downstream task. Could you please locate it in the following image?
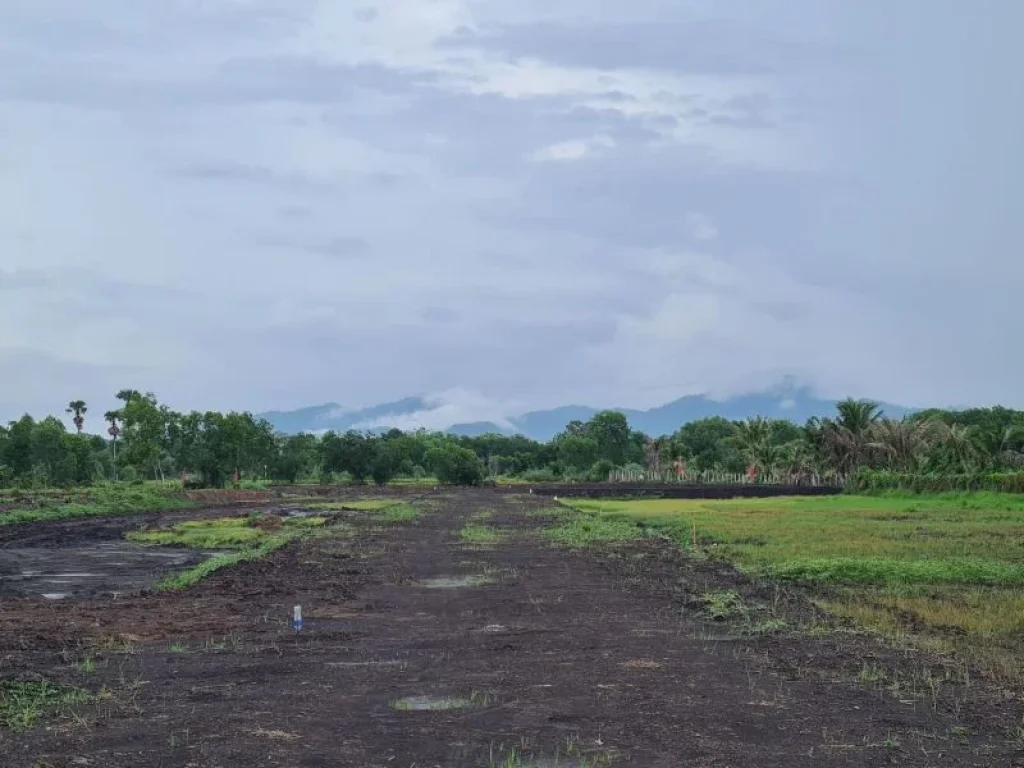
[1,490,1021,767]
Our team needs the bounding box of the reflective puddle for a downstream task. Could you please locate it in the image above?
[418,575,492,589]
[0,541,217,599]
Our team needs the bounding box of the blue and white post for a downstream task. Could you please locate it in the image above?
[293,604,303,632]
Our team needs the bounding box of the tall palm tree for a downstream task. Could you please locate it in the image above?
[105,410,122,479]
[831,398,886,471]
[66,400,88,434]
[873,417,940,473]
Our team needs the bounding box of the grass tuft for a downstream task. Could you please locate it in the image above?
[459,523,503,546]
[0,681,92,732]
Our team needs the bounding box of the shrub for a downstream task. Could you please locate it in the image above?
[588,459,616,482]
[853,469,1024,494]
[425,444,485,486]
[519,467,558,483]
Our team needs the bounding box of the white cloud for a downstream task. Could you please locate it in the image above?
[353,389,519,432]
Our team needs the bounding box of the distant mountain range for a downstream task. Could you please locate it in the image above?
[259,387,911,442]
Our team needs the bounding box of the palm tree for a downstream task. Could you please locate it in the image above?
[116,389,141,405]
[105,410,122,479]
[66,400,88,434]
[731,417,771,458]
[938,422,978,473]
[831,398,886,471]
[873,417,940,473]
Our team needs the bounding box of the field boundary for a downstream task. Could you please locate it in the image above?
[508,482,844,499]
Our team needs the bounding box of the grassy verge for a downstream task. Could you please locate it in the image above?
[560,494,1024,682]
[155,535,295,591]
[0,681,93,732]
[307,499,402,511]
[0,483,193,526]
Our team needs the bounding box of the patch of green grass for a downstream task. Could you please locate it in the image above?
[459,523,502,546]
[0,681,93,732]
[702,589,746,620]
[543,506,646,549]
[389,690,493,711]
[154,535,292,591]
[0,483,193,526]
[309,499,401,511]
[141,515,331,591]
[375,504,419,525]
[766,557,1024,586]
[563,493,1024,683]
[126,515,326,550]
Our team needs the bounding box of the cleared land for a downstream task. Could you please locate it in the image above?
[0,489,1022,766]
[562,494,1024,685]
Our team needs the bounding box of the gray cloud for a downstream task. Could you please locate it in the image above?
[439,18,849,76]
[1,0,1022,421]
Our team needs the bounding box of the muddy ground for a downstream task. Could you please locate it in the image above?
[1,490,1021,767]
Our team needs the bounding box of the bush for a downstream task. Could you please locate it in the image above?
[853,469,1024,494]
[588,459,616,482]
[425,444,485,486]
[519,467,558,483]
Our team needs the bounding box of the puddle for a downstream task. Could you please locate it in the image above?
[0,542,218,600]
[389,692,493,711]
[419,575,492,589]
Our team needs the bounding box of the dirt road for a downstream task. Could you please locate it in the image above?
[1,491,1018,766]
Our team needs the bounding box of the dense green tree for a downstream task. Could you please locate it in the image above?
[425,443,485,485]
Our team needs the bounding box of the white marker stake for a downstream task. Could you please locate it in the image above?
[293,605,303,632]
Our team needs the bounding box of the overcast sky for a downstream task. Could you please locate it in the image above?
[2,1,1021,424]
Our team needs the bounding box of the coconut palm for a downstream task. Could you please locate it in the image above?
[829,398,886,471]
[873,417,940,473]
[937,422,978,473]
[730,417,771,461]
[66,400,87,434]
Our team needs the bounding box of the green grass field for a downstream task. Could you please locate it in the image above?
[560,493,1024,682]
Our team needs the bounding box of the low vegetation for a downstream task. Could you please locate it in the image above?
[0,483,191,526]
[458,522,503,546]
[126,514,327,591]
[560,494,1024,681]
[0,681,92,732]
[127,514,325,549]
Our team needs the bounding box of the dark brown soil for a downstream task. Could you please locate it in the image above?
[1,490,1021,767]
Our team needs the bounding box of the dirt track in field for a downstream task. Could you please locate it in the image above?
[1,490,1021,767]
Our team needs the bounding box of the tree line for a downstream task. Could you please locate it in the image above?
[2,392,1023,489]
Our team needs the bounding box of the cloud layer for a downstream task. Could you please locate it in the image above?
[2,1,1021,423]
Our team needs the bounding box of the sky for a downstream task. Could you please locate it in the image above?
[2,1,1022,426]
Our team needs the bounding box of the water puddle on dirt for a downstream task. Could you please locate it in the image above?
[0,542,217,600]
[389,692,493,711]
[418,575,492,589]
